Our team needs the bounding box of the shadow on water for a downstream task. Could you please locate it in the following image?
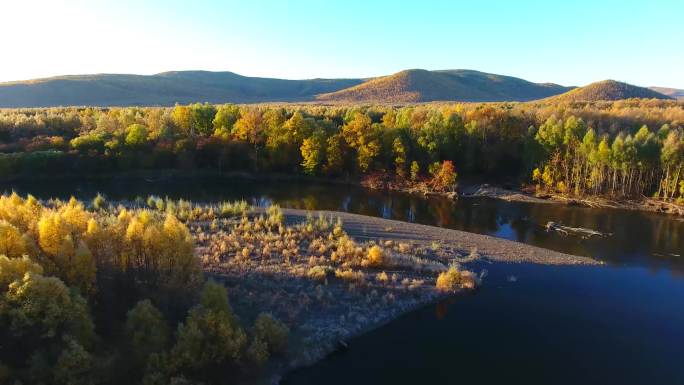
[283,263,684,385]
[5,176,684,384]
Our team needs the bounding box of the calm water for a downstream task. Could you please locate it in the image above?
[5,177,684,384]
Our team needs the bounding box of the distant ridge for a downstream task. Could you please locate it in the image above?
[0,71,364,107]
[545,80,672,102]
[649,86,684,100]
[0,70,677,108]
[316,69,572,103]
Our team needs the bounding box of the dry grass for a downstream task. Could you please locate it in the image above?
[187,202,478,366]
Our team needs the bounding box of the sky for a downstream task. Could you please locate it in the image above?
[2,0,683,88]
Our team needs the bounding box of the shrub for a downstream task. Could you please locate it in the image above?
[246,337,269,367]
[335,269,365,283]
[91,193,106,210]
[436,266,461,292]
[307,265,329,282]
[366,245,384,266]
[219,200,249,217]
[376,271,389,283]
[267,204,284,225]
[460,270,478,289]
[253,312,289,355]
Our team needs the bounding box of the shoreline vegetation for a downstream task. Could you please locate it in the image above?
[1,100,684,212]
[0,192,597,384]
[3,166,683,218]
[4,167,683,216]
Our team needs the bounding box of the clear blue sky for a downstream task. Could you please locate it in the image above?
[3,0,683,87]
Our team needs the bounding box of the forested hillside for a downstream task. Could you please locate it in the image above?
[0,71,364,107]
[316,69,571,103]
[546,80,671,102]
[650,87,684,100]
[0,69,574,108]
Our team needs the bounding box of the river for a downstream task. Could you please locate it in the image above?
[5,176,684,384]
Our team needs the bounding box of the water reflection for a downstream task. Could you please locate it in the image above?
[4,176,684,272]
[283,263,684,385]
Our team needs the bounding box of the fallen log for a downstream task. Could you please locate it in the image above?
[545,221,611,238]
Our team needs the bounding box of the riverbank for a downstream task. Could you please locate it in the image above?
[461,184,684,216]
[4,170,682,216]
[192,207,599,383]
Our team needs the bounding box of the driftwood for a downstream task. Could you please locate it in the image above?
[643,198,684,215]
[545,221,611,238]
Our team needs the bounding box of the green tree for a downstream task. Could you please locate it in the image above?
[54,338,94,385]
[410,161,420,181]
[252,312,289,355]
[190,103,217,136]
[324,134,345,175]
[125,124,149,148]
[1,273,94,343]
[392,137,407,178]
[170,280,246,376]
[125,300,169,366]
[213,104,240,133]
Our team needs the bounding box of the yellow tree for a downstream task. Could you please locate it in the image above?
[300,129,326,175]
[172,104,193,136]
[342,112,380,172]
[36,199,96,295]
[0,221,28,258]
[233,108,266,170]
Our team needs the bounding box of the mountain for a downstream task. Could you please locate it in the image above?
[649,87,684,100]
[545,80,672,102]
[3,69,671,108]
[0,71,364,107]
[315,69,572,103]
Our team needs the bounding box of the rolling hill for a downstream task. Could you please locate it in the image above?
[0,71,364,107]
[649,87,684,100]
[545,80,672,102]
[1,70,677,108]
[315,69,572,103]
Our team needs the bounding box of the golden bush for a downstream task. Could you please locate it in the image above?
[436,266,461,292]
[366,245,385,266]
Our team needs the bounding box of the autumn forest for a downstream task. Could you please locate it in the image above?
[1,99,683,201]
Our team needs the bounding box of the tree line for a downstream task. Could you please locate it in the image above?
[1,99,683,201]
